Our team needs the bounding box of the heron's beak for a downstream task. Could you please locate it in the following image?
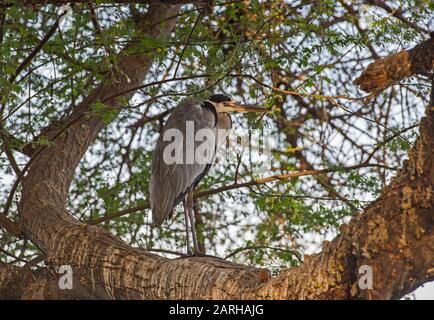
[215,101,270,113]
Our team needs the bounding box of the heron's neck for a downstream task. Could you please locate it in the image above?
[216,112,231,129]
[216,112,232,146]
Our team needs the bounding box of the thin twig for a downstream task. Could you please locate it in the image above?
[0,247,28,263]
[173,9,204,78]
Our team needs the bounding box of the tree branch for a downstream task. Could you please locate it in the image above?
[0,261,105,299]
[366,0,430,34]
[354,36,434,94]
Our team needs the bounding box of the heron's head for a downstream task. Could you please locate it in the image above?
[206,93,269,114]
[208,93,233,104]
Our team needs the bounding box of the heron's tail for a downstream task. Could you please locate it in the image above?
[151,208,165,227]
[150,194,174,227]
[149,170,175,227]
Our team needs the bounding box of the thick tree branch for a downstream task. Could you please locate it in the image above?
[0,261,104,299]
[354,36,434,93]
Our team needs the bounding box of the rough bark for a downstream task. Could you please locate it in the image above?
[0,7,433,300]
[354,36,434,93]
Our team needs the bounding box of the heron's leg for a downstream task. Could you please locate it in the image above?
[187,189,200,254]
[183,197,192,255]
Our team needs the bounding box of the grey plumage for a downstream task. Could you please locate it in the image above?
[150,100,226,226]
[149,94,266,253]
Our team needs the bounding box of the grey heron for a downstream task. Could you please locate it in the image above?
[149,94,267,254]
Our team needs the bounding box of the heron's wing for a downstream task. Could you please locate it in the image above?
[149,103,217,226]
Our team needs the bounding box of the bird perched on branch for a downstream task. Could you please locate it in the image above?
[150,94,267,254]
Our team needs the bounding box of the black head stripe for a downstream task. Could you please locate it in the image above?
[208,94,233,103]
